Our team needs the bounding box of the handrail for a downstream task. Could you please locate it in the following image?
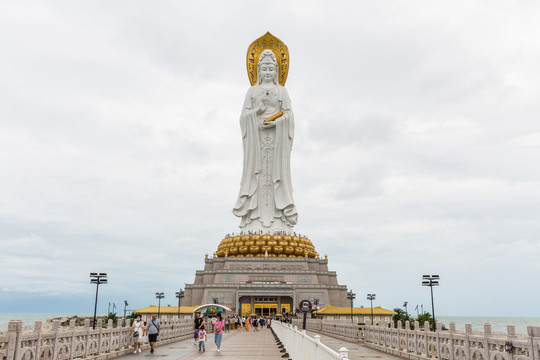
[271,321,349,360]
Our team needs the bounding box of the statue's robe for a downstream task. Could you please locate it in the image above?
[232,85,298,230]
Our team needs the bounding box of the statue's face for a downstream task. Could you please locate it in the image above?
[259,61,276,82]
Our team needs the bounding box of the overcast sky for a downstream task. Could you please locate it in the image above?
[1,0,540,319]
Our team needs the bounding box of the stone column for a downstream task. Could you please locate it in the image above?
[6,320,22,360]
[34,320,43,360]
[69,319,76,360]
[51,320,60,360]
[527,326,540,360]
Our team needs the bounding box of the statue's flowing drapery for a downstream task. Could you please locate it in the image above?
[233,84,298,231]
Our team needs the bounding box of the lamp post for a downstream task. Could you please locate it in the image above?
[403,301,408,320]
[347,290,356,324]
[367,294,376,325]
[422,275,439,331]
[313,299,319,319]
[90,273,107,330]
[123,300,129,320]
[112,302,116,314]
[175,289,185,320]
[155,292,165,319]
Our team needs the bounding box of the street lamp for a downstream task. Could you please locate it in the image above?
[123,300,129,320]
[175,289,185,320]
[422,275,439,331]
[212,297,218,304]
[367,294,376,325]
[313,299,320,319]
[90,273,107,330]
[155,292,165,319]
[403,301,408,320]
[347,290,356,324]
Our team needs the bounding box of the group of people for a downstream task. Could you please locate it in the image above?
[230,314,267,331]
[129,312,280,354]
[129,314,161,354]
[193,312,224,352]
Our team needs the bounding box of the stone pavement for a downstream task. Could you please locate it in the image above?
[120,329,285,359]
[305,331,404,360]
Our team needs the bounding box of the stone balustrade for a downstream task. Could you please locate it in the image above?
[0,318,194,360]
[364,320,540,360]
[291,318,364,343]
[272,321,348,360]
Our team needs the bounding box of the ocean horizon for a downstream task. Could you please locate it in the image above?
[1,313,539,335]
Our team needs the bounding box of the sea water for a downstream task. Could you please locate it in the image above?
[437,316,540,335]
[0,313,93,330]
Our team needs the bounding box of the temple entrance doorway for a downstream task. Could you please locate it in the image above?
[254,296,277,316]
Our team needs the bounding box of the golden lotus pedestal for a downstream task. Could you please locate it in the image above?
[215,234,318,258]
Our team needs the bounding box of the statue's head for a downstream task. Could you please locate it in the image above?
[257,49,278,84]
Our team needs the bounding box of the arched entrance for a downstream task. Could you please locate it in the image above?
[193,304,232,316]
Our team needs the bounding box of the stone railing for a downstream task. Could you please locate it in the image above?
[272,321,349,360]
[291,318,364,343]
[364,320,540,360]
[0,318,193,360]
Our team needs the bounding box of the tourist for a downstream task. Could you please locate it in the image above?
[236,316,241,330]
[211,315,217,332]
[193,312,203,345]
[225,317,231,332]
[246,316,252,332]
[146,314,160,354]
[197,324,207,352]
[253,316,259,331]
[214,313,224,352]
[242,316,246,330]
[130,315,145,353]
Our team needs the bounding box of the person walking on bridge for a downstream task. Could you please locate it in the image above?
[130,315,145,353]
[146,314,160,354]
[214,313,224,352]
[193,312,203,345]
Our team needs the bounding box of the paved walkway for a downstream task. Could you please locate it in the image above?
[305,331,404,360]
[121,329,284,359]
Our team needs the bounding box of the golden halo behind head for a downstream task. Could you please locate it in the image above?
[246,32,289,86]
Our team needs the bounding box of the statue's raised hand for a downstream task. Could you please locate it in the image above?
[257,100,268,115]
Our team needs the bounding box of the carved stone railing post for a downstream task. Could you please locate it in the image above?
[507,325,517,340]
[84,320,91,358]
[69,319,77,360]
[484,323,492,360]
[464,324,472,360]
[449,322,456,333]
[97,319,103,354]
[33,320,43,360]
[51,320,60,360]
[527,326,540,360]
[414,321,420,355]
[6,320,22,360]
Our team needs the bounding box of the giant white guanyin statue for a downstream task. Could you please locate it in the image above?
[233,34,298,232]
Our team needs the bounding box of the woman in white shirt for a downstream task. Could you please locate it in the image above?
[130,315,145,353]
